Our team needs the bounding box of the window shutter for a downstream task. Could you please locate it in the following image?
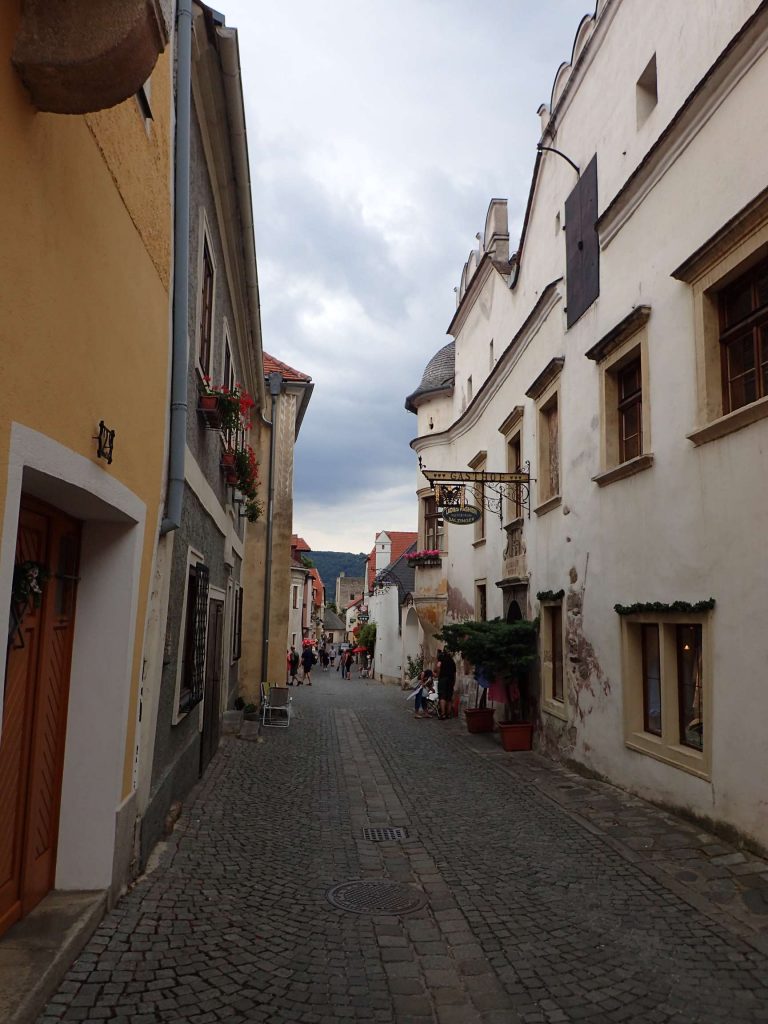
[233,586,243,661]
[565,155,600,328]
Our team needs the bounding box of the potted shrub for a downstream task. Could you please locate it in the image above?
[436,618,537,743]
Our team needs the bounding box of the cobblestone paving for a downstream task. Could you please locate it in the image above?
[39,676,768,1023]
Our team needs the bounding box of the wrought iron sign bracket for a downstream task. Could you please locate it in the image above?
[94,420,115,464]
[418,457,535,525]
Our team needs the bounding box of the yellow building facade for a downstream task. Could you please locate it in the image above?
[0,1,171,936]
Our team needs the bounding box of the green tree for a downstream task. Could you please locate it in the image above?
[358,622,377,652]
[435,618,537,718]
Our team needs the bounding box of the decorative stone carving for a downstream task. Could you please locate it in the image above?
[12,0,170,114]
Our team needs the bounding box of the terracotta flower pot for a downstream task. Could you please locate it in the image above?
[464,707,495,733]
[497,722,533,751]
[198,393,222,429]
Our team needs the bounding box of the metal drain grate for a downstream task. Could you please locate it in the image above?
[362,826,408,842]
[327,880,427,916]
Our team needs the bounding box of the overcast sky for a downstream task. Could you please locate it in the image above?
[222,0,591,554]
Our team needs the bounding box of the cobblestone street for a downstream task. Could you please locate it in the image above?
[39,676,768,1024]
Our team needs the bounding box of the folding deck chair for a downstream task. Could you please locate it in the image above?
[261,683,291,728]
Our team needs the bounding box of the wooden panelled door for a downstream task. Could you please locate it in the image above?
[0,497,81,939]
[200,598,224,777]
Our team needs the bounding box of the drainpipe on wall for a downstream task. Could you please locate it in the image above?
[260,370,283,680]
[160,0,193,536]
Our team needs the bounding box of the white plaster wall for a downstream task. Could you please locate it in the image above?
[368,587,402,683]
[410,1,768,847]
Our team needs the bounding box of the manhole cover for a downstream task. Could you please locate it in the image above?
[327,880,427,916]
[362,826,408,842]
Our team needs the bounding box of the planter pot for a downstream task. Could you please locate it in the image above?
[198,394,222,429]
[498,722,534,751]
[464,707,495,733]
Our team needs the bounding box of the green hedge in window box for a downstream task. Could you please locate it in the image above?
[614,599,716,616]
[537,589,564,602]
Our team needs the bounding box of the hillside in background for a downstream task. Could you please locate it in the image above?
[308,551,367,589]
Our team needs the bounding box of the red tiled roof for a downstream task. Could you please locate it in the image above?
[291,535,311,552]
[264,352,312,383]
[368,531,418,589]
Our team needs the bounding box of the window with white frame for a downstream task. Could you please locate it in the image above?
[621,613,710,777]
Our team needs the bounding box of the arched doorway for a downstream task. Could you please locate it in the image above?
[402,605,420,678]
[506,599,523,622]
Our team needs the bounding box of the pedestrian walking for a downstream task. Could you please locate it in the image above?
[330,645,336,668]
[436,649,456,719]
[301,644,315,685]
[344,649,354,679]
[288,646,300,686]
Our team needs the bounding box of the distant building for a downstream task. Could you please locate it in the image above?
[334,572,365,610]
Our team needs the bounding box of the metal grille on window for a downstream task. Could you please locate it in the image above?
[190,562,209,708]
[232,586,243,661]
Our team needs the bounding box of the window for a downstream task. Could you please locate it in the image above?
[641,625,661,735]
[588,309,653,485]
[617,358,642,462]
[672,192,768,446]
[636,54,658,127]
[232,585,243,662]
[540,395,559,502]
[541,601,566,718]
[423,495,443,551]
[178,562,209,714]
[199,238,215,376]
[621,614,710,777]
[292,586,299,609]
[719,259,768,414]
[507,431,523,521]
[475,582,487,622]
[468,450,486,542]
[527,361,563,514]
[565,155,599,328]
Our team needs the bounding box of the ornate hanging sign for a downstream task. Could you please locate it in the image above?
[419,458,534,525]
[443,505,481,525]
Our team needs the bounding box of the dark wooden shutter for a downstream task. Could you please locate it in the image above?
[232,586,242,662]
[565,155,599,328]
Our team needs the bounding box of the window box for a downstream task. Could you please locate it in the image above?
[198,393,222,430]
[410,555,442,568]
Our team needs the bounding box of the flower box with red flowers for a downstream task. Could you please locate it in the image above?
[198,377,255,433]
[404,549,442,568]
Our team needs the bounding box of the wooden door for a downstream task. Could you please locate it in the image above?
[0,498,80,937]
[199,598,224,776]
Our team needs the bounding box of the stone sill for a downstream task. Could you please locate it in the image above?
[542,698,568,723]
[625,734,710,782]
[534,495,562,517]
[471,538,487,549]
[687,396,768,446]
[592,453,654,487]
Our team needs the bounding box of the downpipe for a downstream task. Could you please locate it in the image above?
[260,371,283,680]
[161,0,192,535]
